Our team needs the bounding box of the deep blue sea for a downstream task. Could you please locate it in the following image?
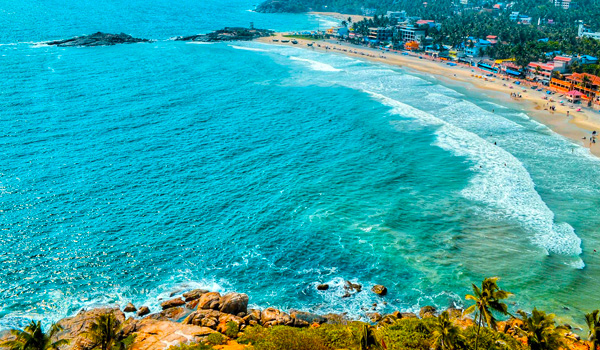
[2,0,600,330]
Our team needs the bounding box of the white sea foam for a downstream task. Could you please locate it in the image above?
[229,45,269,52]
[290,56,341,72]
[365,91,583,263]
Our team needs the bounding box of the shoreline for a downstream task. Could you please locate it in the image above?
[0,287,591,350]
[308,11,372,23]
[257,33,600,158]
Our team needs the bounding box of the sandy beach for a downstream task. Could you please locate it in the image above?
[309,11,372,23]
[258,33,600,157]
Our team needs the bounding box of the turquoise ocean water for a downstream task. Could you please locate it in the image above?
[1,0,600,329]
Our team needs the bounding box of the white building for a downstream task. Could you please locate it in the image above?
[554,0,571,9]
[579,22,600,40]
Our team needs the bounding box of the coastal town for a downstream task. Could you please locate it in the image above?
[285,10,600,110]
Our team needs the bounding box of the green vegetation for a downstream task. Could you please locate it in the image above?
[167,343,214,350]
[3,278,599,350]
[464,277,512,350]
[224,321,239,338]
[259,0,600,68]
[206,333,224,346]
[0,321,68,350]
[515,308,566,350]
[586,310,600,350]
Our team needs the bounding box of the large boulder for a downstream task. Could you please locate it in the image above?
[137,306,150,317]
[160,298,185,310]
[419,306,437,318]
[260,308,293,327]
[371,285,388,296]
[197,292,221,310]
[219,293,249,315]
[146,307,192,322]
[316,284,329,291]
[55,308,126,350]
[183,289,209,302]
[242,309,262,326]
[289,311,326,325]
[124,303,137,313]
[183,310,222,329]
[366,312,383,323]
[131,319,216,350]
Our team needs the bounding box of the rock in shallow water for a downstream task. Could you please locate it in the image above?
[219,293,249,315]
[160,298,185,310]
[371,285,387,296]
[137,306,150,317]
[46,32,150,47]
[124,303,137,313]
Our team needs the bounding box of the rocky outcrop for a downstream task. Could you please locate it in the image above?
[419,306,437,318]
[137,306,150,317]
[197,292,221,310]
[131,319,216,350]
[371,285,388,296]
[146,307,192,322]
[160,298,186,310]
[55,308,126,350]
[46,32,150,47]
[289,310,326,325]
[175,27,273,42]
[124,303,137,313]
[183,289,208,302]
[316,284,329,291]
[261,307,294,327]
[219,293,249,315]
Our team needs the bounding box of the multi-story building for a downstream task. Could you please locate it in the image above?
[397,24,426,43]
[578,22,600,40]
[368,27,394,43]
[550,73,600,103]
[554,0,571,9]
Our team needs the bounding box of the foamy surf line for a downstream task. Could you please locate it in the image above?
[229,45,270,52]
[364,90,584,268]
[290,56,342,72]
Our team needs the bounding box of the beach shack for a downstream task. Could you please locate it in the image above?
[567,90,584,103]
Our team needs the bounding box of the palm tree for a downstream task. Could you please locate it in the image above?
[1,321,68,350]
[430,311,462,350]
[515,308,565,350]
[84,314,121,350]
[341,20,348,28]
[464,277,512,350]
[586,310,600,350]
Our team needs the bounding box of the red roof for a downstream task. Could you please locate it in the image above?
[570,73,600,86]
[567,90,584,96]
[502,62,520,69]
[486,35,498,39]
[416,20,435,24]
[554,56,573,62]
[528,62,554,71]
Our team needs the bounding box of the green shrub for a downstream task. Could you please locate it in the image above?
[225,321,239,338]
[238,325,331,350]
[379,317,435,350]
[312,322,363,349]
[167,343,214,350]
[462,326,525,350]
[206,332,225,346]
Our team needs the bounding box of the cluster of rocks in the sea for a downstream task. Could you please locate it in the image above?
[174,27,273,42]
[46,32,151,47]
[45,27,272,47]
[0,283,451,350]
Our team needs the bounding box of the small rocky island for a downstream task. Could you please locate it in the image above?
[175,27,273,42]
[46,32,151,47]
